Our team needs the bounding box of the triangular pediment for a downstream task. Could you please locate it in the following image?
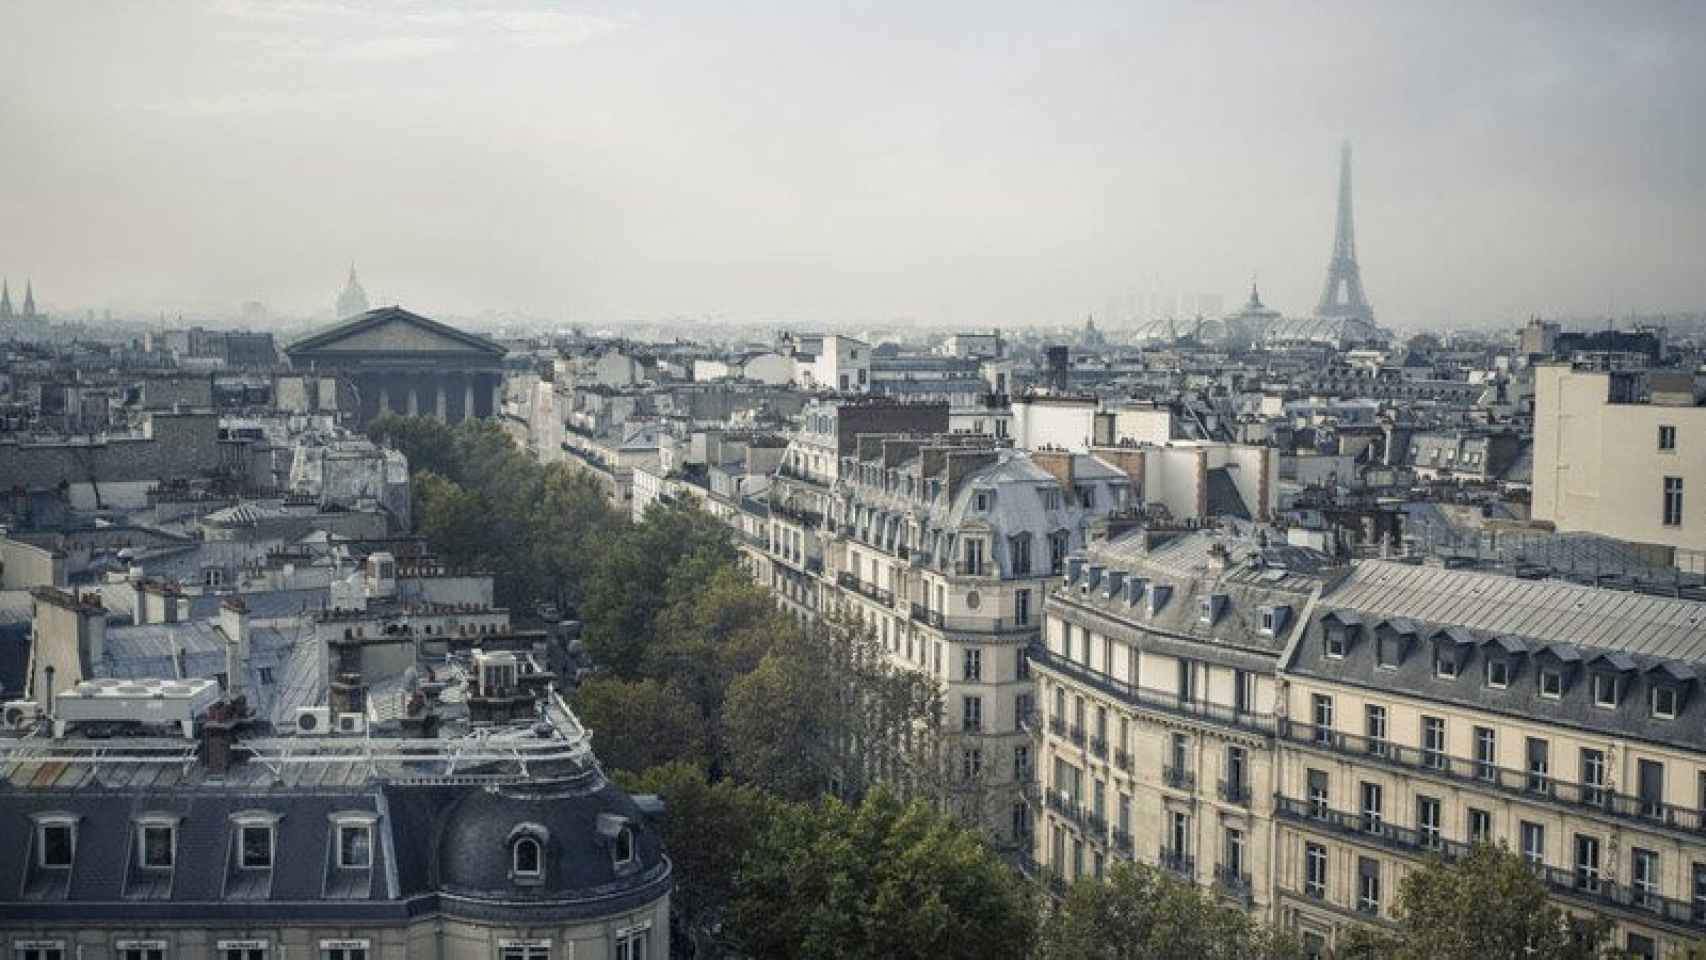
[286,307,506,358]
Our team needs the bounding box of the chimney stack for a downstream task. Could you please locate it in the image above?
[220,597,250,701]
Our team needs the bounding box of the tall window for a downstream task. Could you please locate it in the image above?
[1014,744,1030,780]
[1421,716,1447,769]
[1664,477,1684,527]
[962,695,982,732]
[140,823,175,869]
[1009,534,1032,576]
[1307,769,1330,816]
[1526,738,1551,794]
[1357,857,1381,914]
[1304,842,1327,897]
[963,648,982,682]
[1015,589,1031,626]
[615,931,649,960]
[1468,807,1491,844]
[1474,726,1497,781]
[1660,425,1678,451]
[513,837,542,879]
[1416,795,1441,848]
[1049,531,1069,574]
[1575,834,1602,892]
[239,824,274,869]
[1364,704,1388,756]
[1521,821,1545,864]
[1312,694,1334,743]
[1581,748,1607,806]
[1359,782,1384,833]
[338,824,372,869]
[1632,848,1660,906]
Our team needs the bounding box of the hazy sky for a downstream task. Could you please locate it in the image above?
[1,1,1702,329]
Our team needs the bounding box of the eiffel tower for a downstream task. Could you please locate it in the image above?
[1315,142,1375,325]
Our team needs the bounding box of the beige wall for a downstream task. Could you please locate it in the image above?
[0,537,63,590]
[1534,365,1706,558]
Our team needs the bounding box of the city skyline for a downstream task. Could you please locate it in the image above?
[1,2,1703,328]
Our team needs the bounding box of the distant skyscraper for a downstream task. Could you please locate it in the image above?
[1315,142,1375,326]
[337,265,370,319]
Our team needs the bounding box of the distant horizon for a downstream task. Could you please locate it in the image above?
[3,2,1702,330]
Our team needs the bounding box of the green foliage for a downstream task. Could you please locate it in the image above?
[722,650,832,802]
[571,677,707,775]
[614,762,780,958]
[729,787,1037,960]
[1342,843,1615,960]
[1037,862,1303,960]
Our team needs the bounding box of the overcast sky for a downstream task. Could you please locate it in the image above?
[1,1,1702,329]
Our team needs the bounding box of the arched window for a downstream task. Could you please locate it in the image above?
[513,837,542,879]
[614,827,634,866]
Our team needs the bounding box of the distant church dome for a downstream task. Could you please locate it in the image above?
[337,265,370,319]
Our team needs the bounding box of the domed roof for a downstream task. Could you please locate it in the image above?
[432,780,669,907]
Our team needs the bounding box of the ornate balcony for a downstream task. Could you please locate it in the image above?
[1158,846,1194,878]
[1217,779,1250,806]
[1029,643,1275,736]
[1113,748,1134,773]
[1088,736,1108,760]
[1214,864,1254,905]
[1162,765,1195,791]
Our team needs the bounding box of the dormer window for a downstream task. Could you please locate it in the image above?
[1260,606,1290,636]
[35,815,75,868]
[1652,686,1679,720]
[1592,674,1619,709]
[1539,669,1563,699]
[240,823,274,869]
[615,826,635,866]
[1324,628,1347,659]
[139,821,176,869]
[1199,596,1214,624]
[338,823,372,869]
[1485,659,1510,689]
[974,491,990,512]
[1434,651,1458,679]
[514,837,542,877]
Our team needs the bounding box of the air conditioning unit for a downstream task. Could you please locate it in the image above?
[2,700,42,731]
[336,712,367,735]
[295,706,331,735]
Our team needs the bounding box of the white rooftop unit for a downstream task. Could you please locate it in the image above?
[53,677,221,739]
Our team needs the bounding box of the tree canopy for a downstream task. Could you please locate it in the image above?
[1037,862,1302,960]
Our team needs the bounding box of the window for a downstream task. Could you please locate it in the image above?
[1260,607,1279,635]
[240,824,273,869]
[1177,659,1195,702]
[14,943,66,960]
[1324,628,1346,659]
[975,491,989,512]
[1364,704,1388,756]
[1359,782,1383,833]
[962,748,983,780]
[320,940,369,960]
[1693,862,1706,924]
[1012,801,1030,840]
[1653,685,1679,719]
[615,934,649,960]
[1048,531,1069,574]
[498,943,551,960]
[1421,716,1447,769]
[140,823,175,869]
[36,819,74,868]
[1307,769,1330,817]
[1539,668,1562,699]
[1575,834,1601,892]
[1014,744,1031,780]
[615,826,635,866]
[1376,635,1400,668]
[1474,726,1497,781]
[1010,535,1032,576]
[1627,933,1657,960]
[1581,749,1607,806]
[1638,758,1666,819]
[217,942,268,960]
[1485,658,1510,689]
[1234,669,1255,715]
[1311,694,1334,743]
[1592,673,1619,708]
[1015,589,1031,626]
[963,695,982,731]
[337,824,371,868]
[1357,856,1381,914]
[1660,425,1677,451]
[1664,477,1684,527]
[1224,826,1246,876]
[1468,807,1491,844]
[1521,821,1545,864]
[1304,842,1327,898]
[964,648,982,682]
[1199,596,1215,624]
[1526,738,1551,794]
[513,837,542,878]
[1434,648,1458,679]
[1632,848,1660,907]
[119,944,167,960]
[1417,795,1441,848]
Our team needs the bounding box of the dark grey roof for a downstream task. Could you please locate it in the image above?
[1205,467,1250,520]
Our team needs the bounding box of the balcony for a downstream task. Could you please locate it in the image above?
[1088,736,1108,760]
[1527,862,1706,932]
[1068,725,1087,748]
[771,503,824,528]
[1280,720,1706,838]
[1217,779,1250,806]
[1213,864,1254,905]
[909,602,1035,635]
[776,464,827,488]
[1029,643,1276,736]
[1046,790,1089,829]
[1158,846,1195,878]
[1273,795,1471,863]
[1112,829,1134,855]
[1113,748,1134,773]
[1086,812,1109,837]
[1162,765,1195,791]
[954,559,991,577]
[1049,716,1068,737]
[1020,706,1042,734]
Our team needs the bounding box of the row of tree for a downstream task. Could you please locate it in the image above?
[371,417,1669,959]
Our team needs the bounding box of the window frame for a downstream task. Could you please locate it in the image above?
[335,822,373,870]
[238,823,275,870]
[33,814,76,870]
[136,816,178,870]
[614,825,635,867]
[1539,668,1562,699]
[1652,684,1680,720]
[512,836,543,880]
[1485,658,1510,689]
[1592,673,1619,709]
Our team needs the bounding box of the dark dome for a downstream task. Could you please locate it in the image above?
[434,781,669,908]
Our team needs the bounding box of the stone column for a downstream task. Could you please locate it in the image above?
[492,377,503,419]
[377,381,391,417]
[407,380,420,417]
[436,379,448,422]
[465,380,476,421]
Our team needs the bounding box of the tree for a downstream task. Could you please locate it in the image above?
[580,502,738,677]
[722,650,832,801]
[1036,861,1303,960]
[615,762,779,959]
[572,676,707,774]
[728,787,1036,960]
[1337,843,1615,960]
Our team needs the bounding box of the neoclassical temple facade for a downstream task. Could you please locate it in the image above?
[283,307,509,426]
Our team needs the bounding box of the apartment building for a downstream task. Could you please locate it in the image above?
[818,435,1134,847]
[1030,527,1334,917]
[1534,365,1706,566]
[1277,561,1706,959]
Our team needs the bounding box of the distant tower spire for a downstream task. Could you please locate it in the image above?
[1315,141,1375,325]
[22,279,35,319]
[0,279,11,321]
[337,264,370,319]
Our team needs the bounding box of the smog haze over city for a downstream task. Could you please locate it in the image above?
[3,0,1704,331]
